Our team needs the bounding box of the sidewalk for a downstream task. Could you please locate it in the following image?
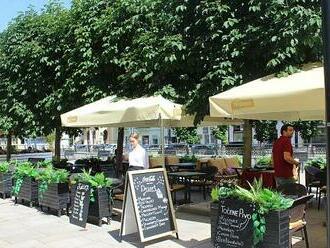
[0,198,212,248]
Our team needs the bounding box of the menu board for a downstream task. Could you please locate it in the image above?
[120,168,178,242]
[214,198,255,248]
[69,183,91,228]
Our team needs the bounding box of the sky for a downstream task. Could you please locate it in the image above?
[0,0,71,32]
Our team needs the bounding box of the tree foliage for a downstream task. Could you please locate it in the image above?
[174,127,200,144]
[0,0,324,151]
[253,121,278,145]
[211,126,228,144]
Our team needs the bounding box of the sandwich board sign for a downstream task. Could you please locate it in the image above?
[69,183,91,228]
[120,168,178,242]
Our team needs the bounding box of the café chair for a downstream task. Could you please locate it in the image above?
[277,183,307,198]
[288,194,313,248]
[190,165,218,200]
[305,166,322,199]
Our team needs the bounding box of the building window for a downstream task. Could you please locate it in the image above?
[142,136,149,146]
[152,136,158,145]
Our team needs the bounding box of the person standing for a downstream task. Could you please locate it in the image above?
[128,133,149,171]
[272,124,300,187]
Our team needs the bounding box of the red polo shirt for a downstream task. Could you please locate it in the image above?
[272,136,293,178]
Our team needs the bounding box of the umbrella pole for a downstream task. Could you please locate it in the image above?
[321,0,330,244]
[159,114,165,168]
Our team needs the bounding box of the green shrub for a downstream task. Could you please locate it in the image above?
[37,167,69,198]
[12,162,39,196]
[0,162,10,173]
[180,154,197,163]
[305,157,326,170]
[256,156,272,167]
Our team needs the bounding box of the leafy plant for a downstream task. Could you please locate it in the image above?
[180,154,197,163]
[72,169,112,202]
[255,156,272,167]
[37,167,69,198]
[211,179,293,247]
[12,162,39,196]
[305,157,326,170]
[0,162,10,173]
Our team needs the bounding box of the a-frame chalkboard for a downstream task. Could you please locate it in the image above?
[120,168,178,242]
[69,183,91,228]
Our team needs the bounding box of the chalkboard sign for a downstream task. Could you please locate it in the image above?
[214,198,255,248]
[120,168,178,242]
[70,183,91,228]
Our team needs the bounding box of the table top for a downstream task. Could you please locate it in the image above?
[168,171,206,177]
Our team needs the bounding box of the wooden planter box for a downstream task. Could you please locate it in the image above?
[211,201,289,248]
[0,172,12,199]
[71,185,112,226]
[15,177,38,207]
[38,183,70,216]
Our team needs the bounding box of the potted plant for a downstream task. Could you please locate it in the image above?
[210,179,293,247]
[12,162,39,207]
[0,162,12,199]
[255,156,272,169]
[37,166,70,216]
[71,169,113,226]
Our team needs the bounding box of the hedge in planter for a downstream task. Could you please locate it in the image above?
[12,162,39,207]
[0,162,12,199]
[37,167,70,216]
[210,180,293,248]
[71,170,112,226]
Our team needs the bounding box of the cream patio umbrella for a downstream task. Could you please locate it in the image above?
[61,95,239,155]
[61,95,238,128]
[209,63,325,121]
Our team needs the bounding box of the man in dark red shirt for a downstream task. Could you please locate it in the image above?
[272,124,300,187]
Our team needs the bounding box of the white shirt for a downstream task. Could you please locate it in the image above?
[129,144,149,169]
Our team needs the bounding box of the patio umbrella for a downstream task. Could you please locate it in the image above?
[209,63,325,121]
[61,95,238,128]
[61,95,239,155]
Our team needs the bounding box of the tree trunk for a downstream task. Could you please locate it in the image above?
[243,120,252,168]
[6,134,12,162]
[116,127,124,177]
[54,128,62,162]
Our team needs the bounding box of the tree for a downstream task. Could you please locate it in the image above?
[292,121,322,144]
[211,126,228,145]
[253,121,278,145]
[174,127,200,145]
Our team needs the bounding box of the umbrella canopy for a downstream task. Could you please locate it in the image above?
[61,95,239,128]
[209,63,325,121]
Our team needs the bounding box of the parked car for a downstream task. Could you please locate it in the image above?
[104,144,117,154]
[191,144,216,155]
[74,144,88,152]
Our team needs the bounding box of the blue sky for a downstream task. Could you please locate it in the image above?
[0,0,71,32]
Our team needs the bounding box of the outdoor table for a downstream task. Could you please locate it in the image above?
[169,162,196,172]
[168,171,206,203]
[241,169,276,188]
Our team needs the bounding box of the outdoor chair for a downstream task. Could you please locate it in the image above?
[168,175,186,204]
[190,165,218,200]
[277,183,307,198]
[305,166,322,196]
[289,194,313,248]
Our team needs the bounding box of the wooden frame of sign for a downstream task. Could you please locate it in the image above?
[119,168,178,242]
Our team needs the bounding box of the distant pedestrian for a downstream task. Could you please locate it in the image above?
[272,124,300,187]
[128,133,149,171]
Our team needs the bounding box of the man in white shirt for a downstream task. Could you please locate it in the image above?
[128,133,149,171]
